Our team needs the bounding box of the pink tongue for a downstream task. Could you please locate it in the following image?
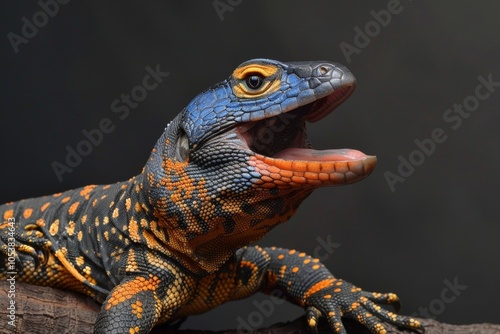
[274,148,368,161]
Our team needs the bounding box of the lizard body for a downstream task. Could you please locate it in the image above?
[1,59,422,333]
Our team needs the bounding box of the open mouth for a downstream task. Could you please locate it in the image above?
[236,85,377,188]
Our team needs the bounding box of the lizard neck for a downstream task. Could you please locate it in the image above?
[140,132,313,275]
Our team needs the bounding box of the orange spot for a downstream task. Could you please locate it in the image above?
[68,202,80,215]
[324,294,332,299]
[303,259,311,264]
[279,265,287,278]
[76,256,85,266]
[131,300,143,319]
[277,254,285,260]
[312,264,320,270]
[49,219,60,236]
[66,221,75,236]
[129,217,140,242]
[135,202,142,212]
[41,202,51,212]
[303,278,335,299]
[288,249,296,255]
[23,208,33,219]
[3,209,14,220]
[80,185,96,197]
[61,196,71,203]
[292,267,299,273]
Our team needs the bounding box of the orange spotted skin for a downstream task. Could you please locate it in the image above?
[0,59,422,334]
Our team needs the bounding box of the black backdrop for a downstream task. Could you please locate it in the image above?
[1,1,499,330]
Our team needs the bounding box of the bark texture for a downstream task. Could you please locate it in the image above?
[1,282,499,334]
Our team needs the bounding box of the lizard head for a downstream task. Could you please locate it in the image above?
[144,59,376,273]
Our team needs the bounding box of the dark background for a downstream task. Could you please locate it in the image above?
[1,1,499,330]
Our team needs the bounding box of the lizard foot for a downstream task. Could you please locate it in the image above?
[304,279,423,333]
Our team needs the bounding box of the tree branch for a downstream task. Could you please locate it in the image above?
[1,282,498,334]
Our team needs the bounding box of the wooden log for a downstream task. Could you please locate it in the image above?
[1,282,499,334]
[0,281,99,333]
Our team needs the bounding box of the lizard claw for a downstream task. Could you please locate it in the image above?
[305,306,321,333]
[304,279,423,333]
[306,304,348,334]
[361,291,402,312]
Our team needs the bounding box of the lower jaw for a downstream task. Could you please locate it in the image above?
[248,153,377,189]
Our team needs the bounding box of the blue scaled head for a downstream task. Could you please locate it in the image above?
[181,58,358,145]
[142,58,376,273]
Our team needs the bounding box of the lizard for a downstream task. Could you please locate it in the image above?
[0,58,422,334]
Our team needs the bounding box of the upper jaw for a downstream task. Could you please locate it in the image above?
[235,61,376,188]
[286,61,357,122]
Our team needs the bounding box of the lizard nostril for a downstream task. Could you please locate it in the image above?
[319,66,329,75]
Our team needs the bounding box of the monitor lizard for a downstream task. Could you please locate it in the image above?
[0,59,422,334]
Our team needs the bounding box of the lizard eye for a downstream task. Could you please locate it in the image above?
[176,129,190,161]
[245,74,264,90]
[232,64,281,98]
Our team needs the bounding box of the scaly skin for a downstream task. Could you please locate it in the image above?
[0,59,422,333]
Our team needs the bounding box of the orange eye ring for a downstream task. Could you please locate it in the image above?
[232,64,281,98]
